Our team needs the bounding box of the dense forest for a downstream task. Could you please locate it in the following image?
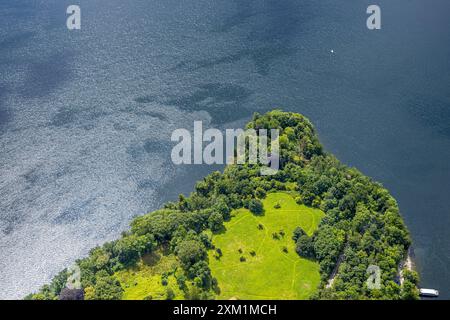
[27,110,418,300]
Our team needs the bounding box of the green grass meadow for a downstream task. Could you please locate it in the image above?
[209,192,324,299]
[115,192,324,300]
[115,250,183,300]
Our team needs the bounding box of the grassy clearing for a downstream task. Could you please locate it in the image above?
[114,250,183,300]
[209,192,324,300]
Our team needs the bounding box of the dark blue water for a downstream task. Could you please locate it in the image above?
[0,0,449,299]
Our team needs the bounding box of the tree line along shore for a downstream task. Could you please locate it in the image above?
[27,110,419,300]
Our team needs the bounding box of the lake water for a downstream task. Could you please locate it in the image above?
[0,0,449,299]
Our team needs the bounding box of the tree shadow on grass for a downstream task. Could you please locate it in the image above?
[142,251,162,267]
[250,209,265,217]
[142,244,173,266]
[212,225,227,235]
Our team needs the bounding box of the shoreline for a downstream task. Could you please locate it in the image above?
[399,247,414,286]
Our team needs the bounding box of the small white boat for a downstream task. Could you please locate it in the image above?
[419,288,439,297]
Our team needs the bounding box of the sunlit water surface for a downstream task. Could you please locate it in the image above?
[0,0,449,299]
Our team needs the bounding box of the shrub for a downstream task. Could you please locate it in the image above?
[166,287,175,300]
[255,187,267,199]
[248,199,264,215]
[208,212,224,232]
[176,239,207,269]
[292,227,306,242]
[295,235,315,259]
